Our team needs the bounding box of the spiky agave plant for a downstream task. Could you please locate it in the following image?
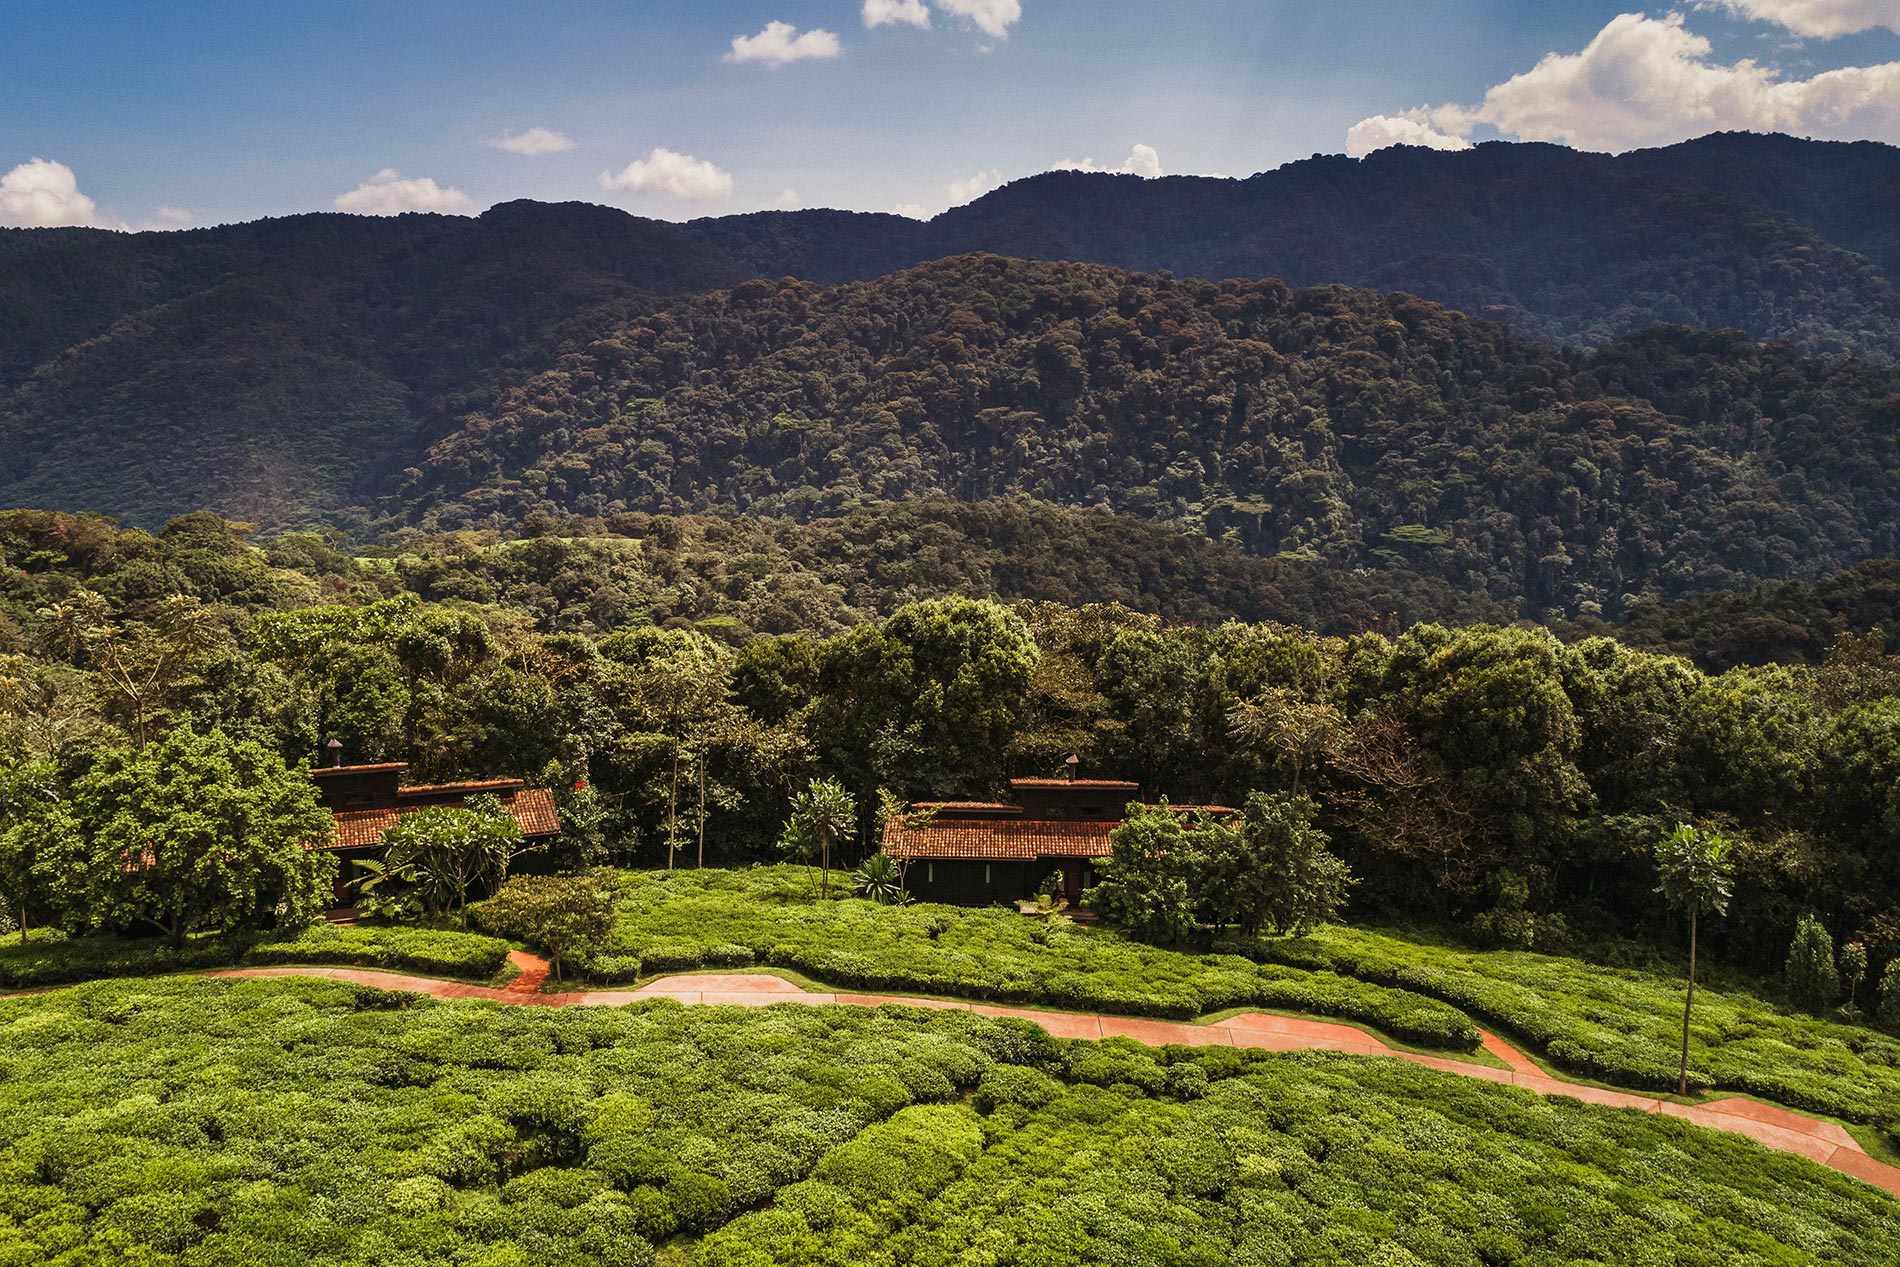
[852,852,909,905]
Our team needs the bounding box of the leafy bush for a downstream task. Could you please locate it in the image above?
[245,924,510,978]
[594,867,1480,1050]
[1785,913,1841,1013]
[0,923,509,989]
[471,872,616,981]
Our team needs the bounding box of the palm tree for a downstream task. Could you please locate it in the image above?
[787,778,857,898]
[1655,822,1734,1096]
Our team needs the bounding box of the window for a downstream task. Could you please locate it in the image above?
[927,863,935,883]
[984,864,991,885]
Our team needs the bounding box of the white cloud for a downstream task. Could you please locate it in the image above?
[1697,0,1900,37]
[334,169,473,215]
[494,127,573,156]
[1348,12,1900,156]
[1051,142,1164,177]
[947,168,1004,204]
[892,202,929,218]
[772,188,802,209]
[936,0,1022,39]
[1345,113,1472,159]
[0,157,101,227]
[600,148,735,202]
[864,0,931,29]
[727,21,842,66]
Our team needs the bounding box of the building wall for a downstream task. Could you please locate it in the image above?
[904,859,1050,906]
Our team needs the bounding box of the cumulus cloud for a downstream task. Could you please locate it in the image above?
[334,169,474,215]
[600,147,735,202]
[863,0,931,29]
[936,0,1022,39]
[494,127,573,156]
[1697,0,1900,37]
[1348,11,1900,157]
[1051,142,1163,177]
[892,202,929,218]
[727,21,842,66]
[0,157,101,227]
[947,168,1004,204]
[1344,114,1472,159]
[772,188,802,209]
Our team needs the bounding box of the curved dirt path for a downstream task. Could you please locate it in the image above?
[211,956,1900,1198]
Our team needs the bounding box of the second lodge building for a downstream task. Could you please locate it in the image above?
[880,774,1231,906]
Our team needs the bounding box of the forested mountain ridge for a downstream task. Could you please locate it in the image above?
[1,132,1898,534]
[0,203,741,526]
[405,254,1900,620]
[690,133,1900,360]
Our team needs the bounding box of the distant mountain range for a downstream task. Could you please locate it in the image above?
[1,131,1898,619]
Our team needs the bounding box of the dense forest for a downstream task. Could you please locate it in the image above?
[694,132,1900,359]
[406,255,1900,621]
[5,509,1899,986]
[4,131,1900,536]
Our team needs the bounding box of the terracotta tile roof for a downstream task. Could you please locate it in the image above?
[325,786,561,851]
[1009,778,1140,790]
[313,762,408,776]
[882,817,1116,861]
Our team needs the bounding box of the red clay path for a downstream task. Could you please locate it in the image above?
[210,959,1900,1199]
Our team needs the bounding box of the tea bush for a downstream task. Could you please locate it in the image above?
[1246,925,1900,1122]
[588,867,1480,1050]
[0,922,510,989]
[3,976,1896,1265]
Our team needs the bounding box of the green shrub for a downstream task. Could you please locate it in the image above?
[247,925,510,978]
[1880,960,1900,1030]
[0,923,509,989]
[1785,913,1840,1013]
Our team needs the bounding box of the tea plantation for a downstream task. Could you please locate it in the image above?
[1,974,1895,1266]
[1249,926,1900,1126]
[581,868,1480,1050]
[583,868,1900,1136]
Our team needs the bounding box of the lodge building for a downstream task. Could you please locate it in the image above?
[880,773,1230,906]
[311,762,561,906]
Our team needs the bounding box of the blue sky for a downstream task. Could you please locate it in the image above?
[2,1,1898,229]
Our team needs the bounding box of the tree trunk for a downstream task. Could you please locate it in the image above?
[696,754,707,869]
[667,750,680,872]
[1678,910,1697,1097]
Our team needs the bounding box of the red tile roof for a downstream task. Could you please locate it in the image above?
[1009,778,1140,790]
[882,817,1116,861]
[326,787,561,851]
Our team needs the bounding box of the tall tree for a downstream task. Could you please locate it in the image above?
[784,778,856,898]
[1206,792,1354,936]
[1655,823,1735,1096]
[38,726,337,941]
[37,590,211,748]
